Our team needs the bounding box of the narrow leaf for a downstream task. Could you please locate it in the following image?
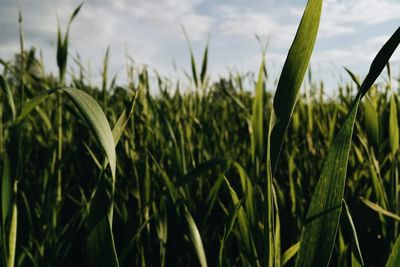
[296,26,400,267]
[343,200,364,266]
[0,75,16,123]
[111,93,137,145]
[282,242,300,266]
[62,88,116,179]
[7,190,17,267]
[361,198,400,221]
[69,3,83,24]
[266,0,322,265]
[386,233,400,267]
[251,59,265,165]
[200,43,208,86]
[269,0,323,174]
[17,89,57,124]
[389,93,399,155]
[1,155,12,228]
[182,204,208,267]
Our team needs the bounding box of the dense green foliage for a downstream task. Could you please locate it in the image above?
[1,1,400,266]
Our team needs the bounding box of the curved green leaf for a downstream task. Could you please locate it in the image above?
[182,203,208,267]
[343,200,364,266]
[63,88,116,179]
[361,198,400,221]
[266,0,322,265]
[386,233,400,267]
[296,26,400,267]
[282,242,300,266]
[269,0,322,174]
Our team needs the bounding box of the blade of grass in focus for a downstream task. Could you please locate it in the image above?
[296,26,400,267]
[265,0,323,265]
[269,0,323,175]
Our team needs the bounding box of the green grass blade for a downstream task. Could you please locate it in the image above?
[218,198,244,267]
[296,92,361,267]
[61,88,119,266]
[96,93,137,174]
[0,76,16,123]
[1,155,12,228]
[62,88,116,179]
[18,87,117,178]
[190,53,198,87]
[364,97,380,148]
[57,3,82,82]
[149,152,208,265]
[269,0,322,174]
[251,59,265,167]
[111,93,137,145]
[386,233,400,267]
[273,184,281,266]
[344,67,361,88]
[282,242,300,266]
[64,88,119,266]
[389,93,399,155]
[361,198,400,221]
[296,27,400,267]
[68,2,83,24]
[56,24,66,82]
[86,171,119,266]
[200,43,208,87]
[183,28,199,88]
[352,251,363,267]
[343,200,364,266]
[182,203,208,267]
[360,27,400,96]
[17,89,57,124]
[234,163,256,226]
[264,1,322,265]
[6,182,17,267]
[204,175,225,223]
[358,137,389,208]
[224,176,259,267]
[83,142,102,169]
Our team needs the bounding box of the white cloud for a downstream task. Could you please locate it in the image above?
[217,6,297,47]
[0,0,214,81]
[324,0,400,25]
[313,49,353,62]
[112,0,202,16]
[318,19,355,38]
[316,0,400,39]
[105,0,212,40]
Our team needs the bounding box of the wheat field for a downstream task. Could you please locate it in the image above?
[1,1,400,266]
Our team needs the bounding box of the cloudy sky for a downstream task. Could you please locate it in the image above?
[0,0,399,93]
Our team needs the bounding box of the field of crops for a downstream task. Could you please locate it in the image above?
[1,1,400,266]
